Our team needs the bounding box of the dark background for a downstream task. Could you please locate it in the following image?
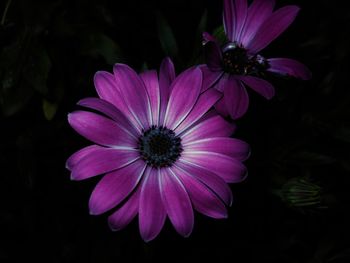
[1,0,350,262]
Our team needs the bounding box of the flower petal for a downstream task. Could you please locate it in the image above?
[163,67,202,130]
[175,161,233,206]
[66,145,102,171]
[71,148,139,181]
[77,97,139,137]
[224,77,249,119]
[94,71,139,129]
[181,115,236,144]
[160,168,194,237]
[267,58,312,80]
[180,152,247,183]
[200,65,224,92]
[68,111,137,147]
[89,160,146,215]
[139,167,166,242]
[140,70,160,126]
[215,97,230,117]
[183,137,250,161]
[175,88,221,135]
[172,165,228,219]
[240,0,275,47]
[203,40,223,71]
[159,57,176,124]
[238,76,275,99]
[108,184,141,231]
[113,64,152,129]
[223,0,248,41]
[247,6,300,54]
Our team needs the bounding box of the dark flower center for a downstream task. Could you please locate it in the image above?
[222,42,269,75]
[138,126,182,167]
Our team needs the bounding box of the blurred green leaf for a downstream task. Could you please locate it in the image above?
[212,25,227,44]
[80,32,123,65]
[23,48,51,95]
[42,99,58,121]
[156,12,179,58]
[188,9,208,65]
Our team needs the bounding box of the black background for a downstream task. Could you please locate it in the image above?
[1,0,350,262]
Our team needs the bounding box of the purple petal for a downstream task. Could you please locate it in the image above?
[200,65,224,92]
[89,160,146,215]
[240,0,275,47]
[223,0,247,41]
[181,115,236,144]
[113,64,152,129]
[202,32,217,44]
[71,148,139,181]
[175,161,233,206]
[267,58,312,80]
[139,167,166,242]
[108,184,141,231]
[163,67,202,130]
[175,88,221,134]
[160,168,194,237]
[180,152,247,183]
[159,57,176,124]
[224,77,249,119]
[184,137,250,161]
[204,41,223,71]
[68,111,137,147]
[214,97,230,117]
[66,145,102,171]
[77,98,139,137]
[140,70,160,126]
[94,71,139,129]
[247,6,300,54]
[238,76,275,99]
[172,165,228,218]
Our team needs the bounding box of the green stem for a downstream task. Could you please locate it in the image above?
[1,0,12,26]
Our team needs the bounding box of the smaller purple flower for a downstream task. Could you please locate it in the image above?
[202,0,312,119]
[66,58,250,241]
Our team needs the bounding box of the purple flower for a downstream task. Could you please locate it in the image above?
[66,58,250,242]
[202,0,312,119]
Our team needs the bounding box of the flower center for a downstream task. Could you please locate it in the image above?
[222,42,269,75]
[138,126,182,167]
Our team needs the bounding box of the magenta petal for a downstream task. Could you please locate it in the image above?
[71,148,139,181]
[68,111,137,147]
[159,57,176,124]
[181,152,247,183]
[108,185,141,231]
[94,71,138,128]
[204,41,223,71]
[238,76,275,99]
[89,160,146,215]
[184,137,250,161]
[160,168,194,237]
[215,97,230,117]
[175,88,221,134]
[140,70,160,126]
[200,65,224,92]
[202,32,217,44]
[139,168,166,242]
[66,145,102,171]
[182,115,236,144]
[240,0,275,47]
[173,165,228,219]
[77,98,139,137]
[163,67,202,130]
[267,58,312,80]
[175,161,233,206]
[247,6,300,54]
[113,64,152,129]
[224,78,249,119]
[223,0,247,41]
